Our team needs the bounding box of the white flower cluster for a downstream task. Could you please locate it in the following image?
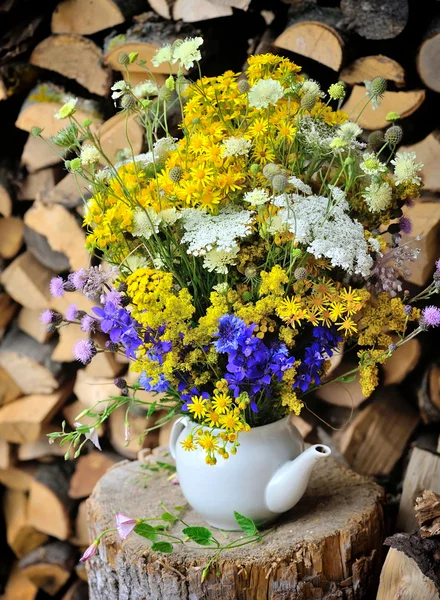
[80,145,100,166]
[288,177,312,196]
[132,207,181,239]
[363,182,392,213]
[391,151,423,186]
[248,78,284,110]
[111,80,130,100]
[152,37,203,70]
[154,137,178,161]
[243,188,270,205]
[274,194,373,276]
[181,207,254,256]
[203,248,239,274]
[301,79,325,98]
[133,80,158,98]
[221,136,252,157]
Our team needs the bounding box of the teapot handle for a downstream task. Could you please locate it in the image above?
[169,416,189,459]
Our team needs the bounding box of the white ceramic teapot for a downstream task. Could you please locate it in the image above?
[169,415,331,530]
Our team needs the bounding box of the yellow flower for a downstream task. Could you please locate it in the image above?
[337,317,357,336]
[181,435,196,451]
[198,432,219,452]
[219,411,242,431]
[259,265,288,296]
[212,391,232,414]
[280,389,303,415]
[187,396,208,419]
[204,410,221,427]
[329,302,345,322]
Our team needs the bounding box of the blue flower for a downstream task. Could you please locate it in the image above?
[213,314,247,353]
[144,325,172,365]
[139,372,170,393]
[92,301,142,358]
[293,325,341,393]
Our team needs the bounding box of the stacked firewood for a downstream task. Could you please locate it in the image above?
[0,0,439,598]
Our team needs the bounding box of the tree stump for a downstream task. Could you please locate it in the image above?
[87,451,385,599]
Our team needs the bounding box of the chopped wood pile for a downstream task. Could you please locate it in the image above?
[0,0,439,598]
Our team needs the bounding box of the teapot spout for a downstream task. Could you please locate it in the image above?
[265,445,331,514]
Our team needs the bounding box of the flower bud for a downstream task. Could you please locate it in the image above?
[371,77,387,96]
[128,52,138,64]
[114,377,127,389]
[262,163,281,181]
[118,52,130,66]
[272,174,288,192]
[367,130,385,151]
[294,267,308,280]
[249,163,260,175]
[31,126,42,137]
[384,125,403,145]
[120,295,131,307]
[158,85,173,103]
[169,166,183,182]
[328,82,345,100]
[237,79,250,94]
[121,94,136,110]
[386,111,400,122]
[301,92,316,110]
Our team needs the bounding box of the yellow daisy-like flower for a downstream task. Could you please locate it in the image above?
[212,391,232,414]
[181,435,196,451]
[187,396,208,419]
[219,411,242,431]
[337,317,358,335]
[198,432,219,452]
[204,410,221,427]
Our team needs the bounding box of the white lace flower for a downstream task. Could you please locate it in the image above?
[360,152,388,176]
[111,80,130,100]
[391,151,423,186]
[55,97,77,120]
[203,247,239,274]
[221,137,252,157]
[80,145,100,165]
[288,177,312,195]
[172,37,203,70]
[301,79,324,98]
[133,80,158,98]
[274,193,373,276]
[363,182,392,213]
[338,122,362,140]
[267,213,287,234]
[243,188,270,206]
[158,208,180,225]
[368,237,381,253]
[248,78,284,110]
[181,208,254,255]
[151,45,172,68]
[132,208,161,239]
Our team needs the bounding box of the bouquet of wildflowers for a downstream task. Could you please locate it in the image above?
[42,38,440,465]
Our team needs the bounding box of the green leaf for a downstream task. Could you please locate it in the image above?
[156,461,176,472]
[161,512,177,522]
[234,512,257,537]
[134,523,157,541]
[182,526,214,546]
[337,374,356,383]
[147,402,156,417]
[151,541,173,553]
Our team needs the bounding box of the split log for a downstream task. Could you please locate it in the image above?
[19,541,77,595]
[400,199,440,287]
[71,499,89,547]
[50,290,95,319]
[0,164,13,217]
[21,135,63,173]
[340,55,405,87]
[315,358,367,408]
[0,464,37,492]
[109,404,158,459]
[121,70,166,89]
[418,362,440,425]
[172,0,232,22]
[340,0,408,40]
[397,447,440,532]
[68,451,119,499]
[99,113,144,165]
[274,7,345,71]
[17,166,59,201]
[382,338,421,386]
[0,293,18,337]
[15,84,103,138]
[86,334,125,378]
[0,365,22,406]
[87,455,385,599]
[4,489,48,558]
[0,251,55,310]
[342,86,426,130]
[336,387,419,476]
[417,16,440,94]
[18,424,70,461]
[0,327,64,395]
[24,225,71,273]
[3,564,38,600]
[30,35,112,96]
[52,323,88,363]
[0,62,38,101]
[44,172,90,209]
[52,0,146,35]
[62,579,89,600]
[399,132,440,194]
[28,462,77,540]
[24,201,89,271]
[18,307,52,344]
[0,436,12,469]
[73,370,120,411]
[415,490,440,538]
[0,381,74,443]
[63,399,105,437]
[377,533,440,600]
[0,216,23,259]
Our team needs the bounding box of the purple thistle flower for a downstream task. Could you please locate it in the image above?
[73,339,96,364]
[40,309,54,324]
[65,304,79,321]
[405,198,415,207]
[69,268,87,290]
[80,541,98,562]
[420,306,440,329]
[404,305,412,315]
[115,513,138,540]
[49,276,65,298]
[80,314,99,333]
[104,290,122,306]
[399,216,412,235]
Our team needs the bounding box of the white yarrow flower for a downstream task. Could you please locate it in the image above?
[248,78,284,110]
[151,45,172,68]
[80,145,100,166]
[132,208,161,239]
[243,188,270,206]
[133,80,158,98]
[55,97,77,120]
[362,182,392,213]
[391,151,423,186]
[203,247,239,275]
[111,80,130,100]
[221,137,252,157]
[172,37,203,70]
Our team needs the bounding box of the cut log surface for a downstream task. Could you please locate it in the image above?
[0,294,18,338]
[342,86,425,130]
[17,167,58,201]
[87,453,385,600]
[417,16,440,93]
[399,133,440,194]
[45,171,90,209]
[0,463,37,492]
[0,365,22,406]
[52,0,146,35]
[30,35,112,96]
[0,217,24,259]
[340,55,405,87]
[3,564,38,600]
[4,489,48,558]
[0,251,55,310]
[68,451,119,499]
[18,307,51,344]
[340,0,408,40]
[99,113,144,165]
[383,338,421,386]
[172,0,233,22]
[19,541,78,595]
[21,135,63,173]
[337,387,419,476]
